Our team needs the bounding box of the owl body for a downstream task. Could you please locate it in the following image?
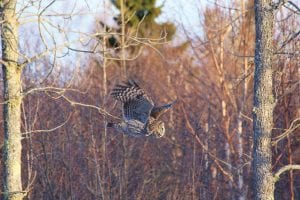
[108,120,147,137]
[108,80,174,138]
[146,117,165,137]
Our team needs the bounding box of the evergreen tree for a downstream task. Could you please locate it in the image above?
[112,0,175,39]
[106,0,175,51]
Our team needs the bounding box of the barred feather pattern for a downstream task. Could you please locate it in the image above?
[108,80,174,138]
[110,80,149,103]
[109,120,147,137]
[110,80,154,124]
[150,101,176,119]
[108,118,165,138]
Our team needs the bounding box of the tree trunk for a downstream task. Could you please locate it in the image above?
[237,112,246,200]
[1,1,24,200]
[253,0,275,200]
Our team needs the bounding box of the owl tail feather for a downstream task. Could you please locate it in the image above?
[106,122,115,128]
[107,122,123,133]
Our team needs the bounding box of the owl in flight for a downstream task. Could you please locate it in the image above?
[107,80,175,138]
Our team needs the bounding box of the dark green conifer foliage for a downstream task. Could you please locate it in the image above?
[110,0,175,45]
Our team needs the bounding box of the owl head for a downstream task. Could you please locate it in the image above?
[152,121,165,138]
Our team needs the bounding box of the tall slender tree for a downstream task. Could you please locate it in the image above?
[1,0,24,199]
[252,0,275,199]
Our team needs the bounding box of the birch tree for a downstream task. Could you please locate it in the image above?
[1,0,24,199]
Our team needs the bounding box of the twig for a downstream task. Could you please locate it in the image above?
[181,105,234,182]
[274,164,300,181]
[279,30,300,50]
[22,86,120,120]
[23,86,84,96]
[22,113,72,136]
[59,94,120,120]
[287,1,300,14]
[272,118,300,145]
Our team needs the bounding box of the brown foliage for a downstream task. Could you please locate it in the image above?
[0,1,299,200]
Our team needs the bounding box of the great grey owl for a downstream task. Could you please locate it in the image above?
[107,80,175,138]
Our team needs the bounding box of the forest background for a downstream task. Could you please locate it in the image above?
[0,0,299,199]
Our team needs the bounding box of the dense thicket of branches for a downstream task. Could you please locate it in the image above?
[0,0,299,199]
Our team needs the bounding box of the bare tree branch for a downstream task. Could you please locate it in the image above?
[274,164,300,181]
[279,30,300,50]
[22,113,72,136]
[272,117,300,145]
[181,105,234,182]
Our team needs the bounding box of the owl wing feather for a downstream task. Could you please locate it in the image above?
[111,80,154,124]
[150,100,176,119]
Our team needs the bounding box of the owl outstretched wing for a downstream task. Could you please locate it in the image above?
[110,80,154,124]
[150,100,177,119]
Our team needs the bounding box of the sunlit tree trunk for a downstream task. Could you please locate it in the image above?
[1,0,24,199]
[220,31,232,192]
[237,2,250,199]
[203,106,211,200]
[237,112,245,200]
[253,0,275,199]
[119,0,128,198]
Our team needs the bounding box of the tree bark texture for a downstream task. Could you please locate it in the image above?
[253,0,275,200]
[1,0,24,200]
